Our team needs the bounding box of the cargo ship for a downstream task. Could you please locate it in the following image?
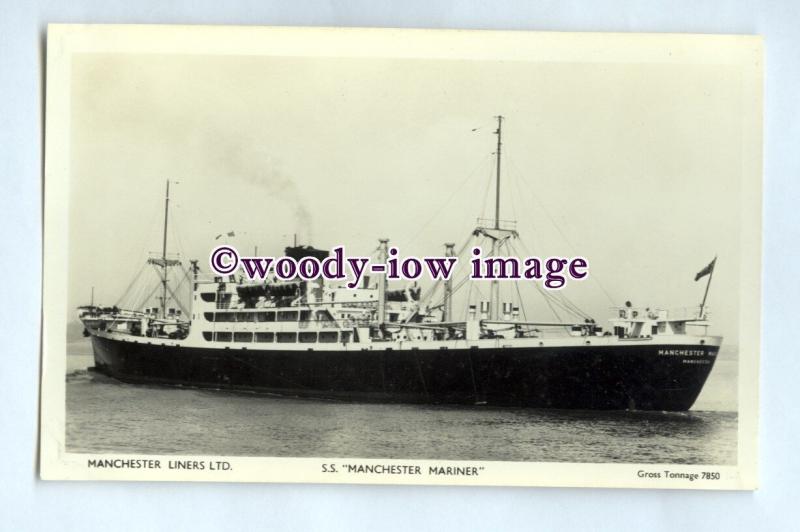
[78,117,721,411]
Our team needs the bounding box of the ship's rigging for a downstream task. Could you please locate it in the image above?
[113,179,193,319]
[93,116,705,335]
[105,117,602,330]
[405,115,598,329]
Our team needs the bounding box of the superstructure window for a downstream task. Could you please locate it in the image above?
[319,331,338,343]
[234,332,253,343]
[203,312,215,322]
[216,293,233,309]
[255,332,274,343]
[299,332,317,343]
[200,293,216,302]
[214,332,232,342]
[202,332,212,341]
[277,311,299,322]
[341,331,352,344]
[215,312,236,322]
[256,311,276,322]
[276,332,297,343]
[300,310,312,322]
[237,312,255,322]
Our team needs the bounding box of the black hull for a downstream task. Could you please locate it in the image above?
[90,335,719,411]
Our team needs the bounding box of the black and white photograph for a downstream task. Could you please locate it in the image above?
[40,25,761,489]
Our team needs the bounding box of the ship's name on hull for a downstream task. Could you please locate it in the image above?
[658,349,709,357]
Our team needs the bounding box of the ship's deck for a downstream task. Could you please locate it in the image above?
[93,328,722,352]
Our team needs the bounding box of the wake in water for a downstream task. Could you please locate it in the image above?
[66,368,123,386]
[66,369,92,383]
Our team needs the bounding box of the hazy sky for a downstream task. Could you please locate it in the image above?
[69,53,745,341]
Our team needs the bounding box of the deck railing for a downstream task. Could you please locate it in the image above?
[611,306,707,321]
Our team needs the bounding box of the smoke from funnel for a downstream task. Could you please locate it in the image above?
[217,139,314,242]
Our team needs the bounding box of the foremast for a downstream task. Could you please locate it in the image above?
[147,179,183,319]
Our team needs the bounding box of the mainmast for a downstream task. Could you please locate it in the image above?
[470,115,517,322]
[494,115,503,230]
[160,179,170,319]
[490,115,503,319]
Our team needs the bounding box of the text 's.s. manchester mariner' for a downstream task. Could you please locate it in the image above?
[78,116,721,411]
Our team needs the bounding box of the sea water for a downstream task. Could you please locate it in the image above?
[65,340,738,464]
